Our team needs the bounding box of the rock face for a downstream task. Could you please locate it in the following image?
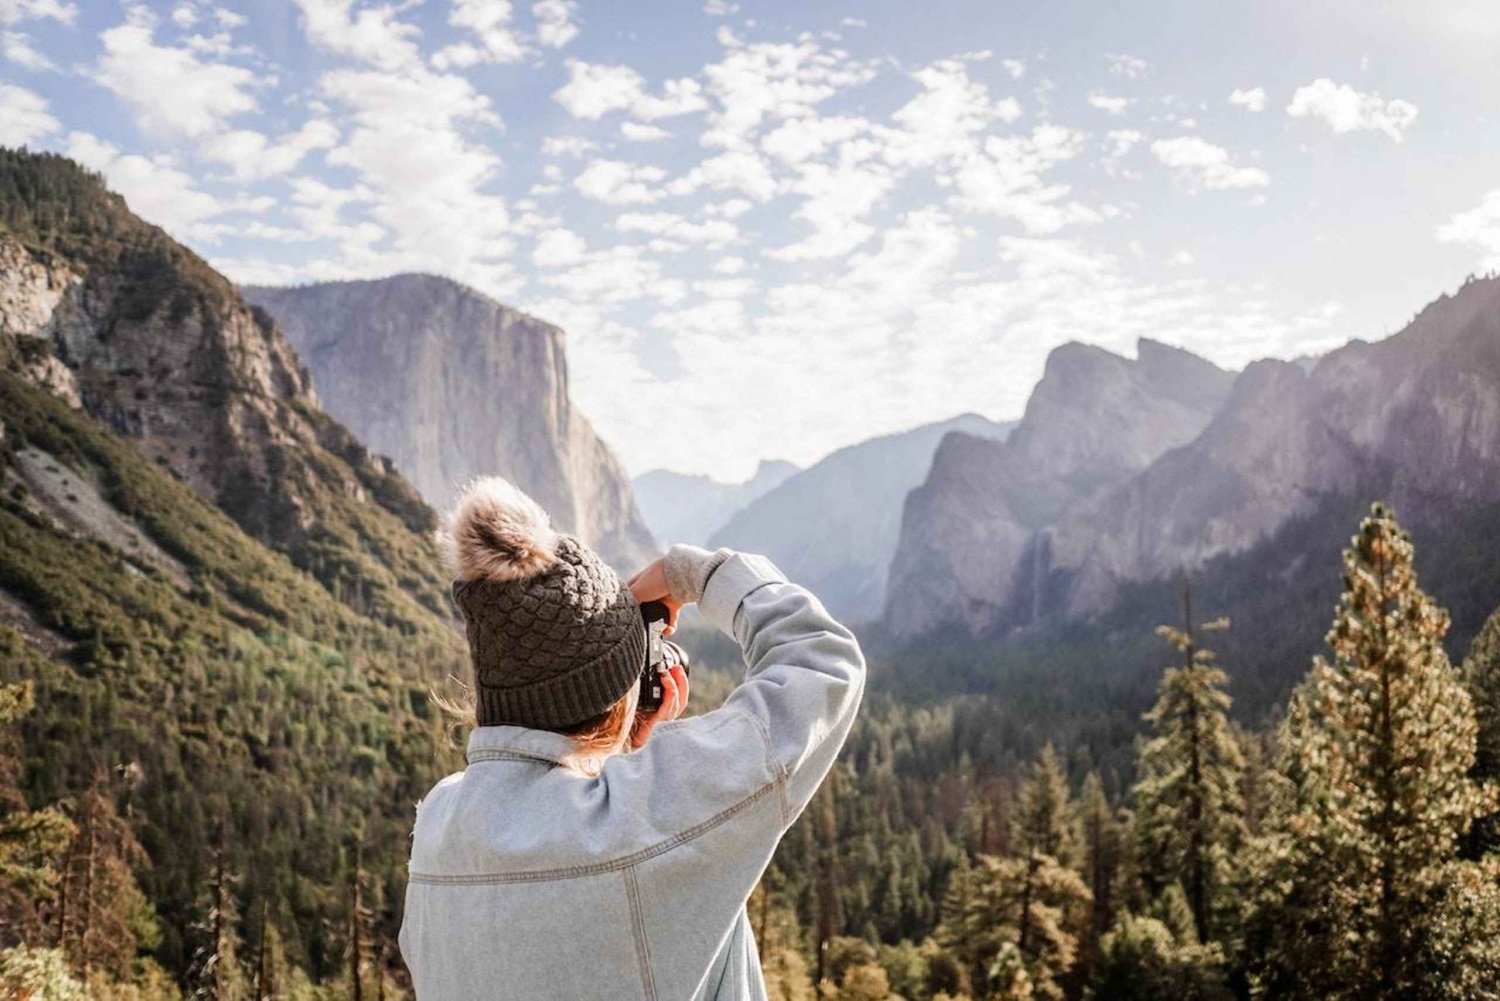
[888,275,1500,640]
[1052,274,1500,613]
[633,459,799,549]
[886,340,1235,637]
[709,413,1014,623]
[0,149,449,621]
[243,276,657,572]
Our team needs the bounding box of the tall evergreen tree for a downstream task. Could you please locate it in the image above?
[1242,503,1499,999]
[1077,772,1124,955]
[1461,604,1500,853]
[1016,744,1075,867]
[1131,585,1245,943]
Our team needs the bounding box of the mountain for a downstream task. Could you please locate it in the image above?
[887,275,1500,643]
[886,339,1236,637]
[1050,273,1500,615]
[708,413,1014,623]
[0,149,462,981]
[242,277,657,572]
[633,458,799,548]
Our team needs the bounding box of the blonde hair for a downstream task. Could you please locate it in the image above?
[433,679,639,777]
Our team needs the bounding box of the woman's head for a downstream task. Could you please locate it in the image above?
[436,477,648,768]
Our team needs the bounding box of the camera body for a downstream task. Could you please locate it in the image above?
[638,600,690,712]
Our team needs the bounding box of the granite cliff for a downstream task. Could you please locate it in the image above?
[244,276,657,572]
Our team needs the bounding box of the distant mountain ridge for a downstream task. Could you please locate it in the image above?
[887,276,1500,640]
[887,339,1235,637]
[710,412,1014,622]
[633,458,799,549]
[244,276,657,572]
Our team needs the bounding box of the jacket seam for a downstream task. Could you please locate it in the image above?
[740,710,788,828]
[466,748,566,767]
[407,773,785,885]
[623,866,658,1001]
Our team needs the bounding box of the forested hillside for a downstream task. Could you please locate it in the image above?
[0,150,465,996]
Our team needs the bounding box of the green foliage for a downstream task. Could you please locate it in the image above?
[0,370,464,988]
[1131,602,1245,942]
[1087,913,1231,1001]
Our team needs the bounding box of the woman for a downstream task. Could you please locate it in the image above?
[398,476,866,999]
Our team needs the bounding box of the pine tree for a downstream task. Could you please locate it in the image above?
[1131,584,1245,943]
[936,746,1090,1000]
[1016,744,1075,867]
[935,853,1089,1001]
[1242,503,1499,998]
[1077,772,1124,957]
[1461,604,1500,853]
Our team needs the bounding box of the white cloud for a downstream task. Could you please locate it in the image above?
[541,135,596,158]
[292,0,423,71]
[94,10,259,137]
[1151,136,1269,190]
[435,0,527,67]
[533,0,577,48]
[1436,189,1500,269]
[553,59,707,121]
[2,28,53,68]
[574,159,668,204]
[0,0,75,24]
[620,121,671,142]
[170,3,195,27]
[1087,93,1131,116]
[1286,78,1418,142]
[1105,129,1142,157]
[1105,52,1147,78]
[667,149,777,201]
[699,30,878,149]
[703,0,737,14]
[0,82,58,145]
[200,119,339,181]
[1002,58,1024,79]
[883,58,1021,168]
[615,211,737,248]
[1228,86,1266,112]
[953,125,1100,233]
[532,228,588,267]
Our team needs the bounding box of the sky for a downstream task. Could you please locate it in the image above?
[2,1,1499,482]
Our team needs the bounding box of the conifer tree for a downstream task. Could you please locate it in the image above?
[1130,585,1245,943]
[937,746,1090,1000]
[1461,604,1500,853]
[1242,503,1499,998]
[1016,744,1075,867]
[1077,772,1124,956]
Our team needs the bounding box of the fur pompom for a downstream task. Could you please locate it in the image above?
[442,476,559,582]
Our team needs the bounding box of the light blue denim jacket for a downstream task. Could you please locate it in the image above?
[398,551,866,999]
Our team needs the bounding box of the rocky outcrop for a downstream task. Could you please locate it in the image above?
[633,459,799,549]
[710,413,1014,623]
[243,276,657,572]
[886,340,1235,637]
[0,150,448,622]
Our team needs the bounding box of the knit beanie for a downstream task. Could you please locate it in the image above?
[444,477,646,730]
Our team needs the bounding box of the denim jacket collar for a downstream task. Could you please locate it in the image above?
[465,725,576,767]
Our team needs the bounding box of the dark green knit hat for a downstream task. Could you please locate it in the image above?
[446,477,645,730]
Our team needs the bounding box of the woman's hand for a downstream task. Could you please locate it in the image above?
[626,558,684,636]
[630,662,688,749]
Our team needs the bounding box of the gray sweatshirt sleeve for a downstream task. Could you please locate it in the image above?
[693,550,866,826]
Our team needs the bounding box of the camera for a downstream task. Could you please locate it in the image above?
[638,600,690,712]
